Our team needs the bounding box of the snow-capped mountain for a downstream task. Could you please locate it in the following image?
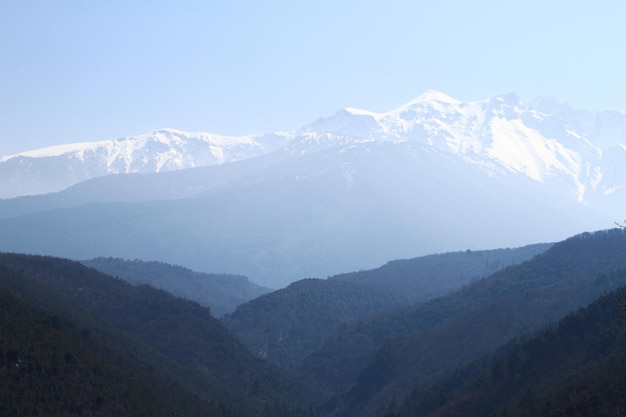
[292,90,625,204]
[2,91,625,203]
[0,91,625,287]
[0,128,292,198]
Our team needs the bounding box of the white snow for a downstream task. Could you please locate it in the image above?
[487,118,578,181]
[344,107,382,119]
[2,141,104,161]
[1,128,269,165]
[0,128,293,198]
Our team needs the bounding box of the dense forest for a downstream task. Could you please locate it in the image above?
[285,229,626,415]
[0,254,303,417]
[223,278,408,364]
[330,243,552,303]
[2,229,626,417]
[223,245,550,366]
[0,280,233,417]
[384,278,626,416]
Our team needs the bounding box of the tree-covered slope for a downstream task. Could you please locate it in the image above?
[224,244,550,367]
[223,278,408,365]
[289,229,626,413]
[81,257,270,317]
[0,253,303,417]
[0,280,234,417]
[330,243,552,303]
[385,280,626,417]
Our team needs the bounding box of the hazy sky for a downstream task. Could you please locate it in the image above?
[1,1,625,156]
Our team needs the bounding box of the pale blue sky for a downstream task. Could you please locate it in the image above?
[1,1,625,155]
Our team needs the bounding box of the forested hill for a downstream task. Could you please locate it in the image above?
[81,257,270,317]
[288,229,626,415]
[0,253,303,417]
[330,243,552,303]
[0,273,232,417]
[223,244,550,367]
[386,280,626,417]
[223,278,408,365]
[3,229,626,417]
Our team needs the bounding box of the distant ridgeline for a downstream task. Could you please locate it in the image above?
[81,257,270,317]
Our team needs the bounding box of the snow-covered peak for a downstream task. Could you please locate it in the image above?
[400,89,461,107]
[290,91,615,204]
[489,92,522,107]
[299,108,384,141]
[300,91,469,140]
[3,141,99,161]
[0,128,292,198]
[343,107,382,118]
[3,128,292,163]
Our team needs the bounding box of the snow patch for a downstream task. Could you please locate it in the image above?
[487,118,579,181]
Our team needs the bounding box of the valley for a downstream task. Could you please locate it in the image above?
[2,229,626,416]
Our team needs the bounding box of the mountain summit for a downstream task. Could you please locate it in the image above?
[297,91,623,204]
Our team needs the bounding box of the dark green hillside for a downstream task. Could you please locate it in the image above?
[504,357,626,417]
[330,243,551,303]
[223,278,408,365]
[290,229,626,413]
[387,280,626,417]
[81,257,270,317]
[0,253,303,417]
[224,244,548,367]
[0,285,232,416]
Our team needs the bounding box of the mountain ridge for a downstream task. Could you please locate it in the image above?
[222,243,551,366]
[0,128,292,198]
[287,229,626,415]
[3,91,625,202]
[81,257,270,317]
[296,91,621,204]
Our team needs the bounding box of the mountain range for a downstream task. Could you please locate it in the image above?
[0,128,291,199]
[3,91,626,202]
[1,91,625,287]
